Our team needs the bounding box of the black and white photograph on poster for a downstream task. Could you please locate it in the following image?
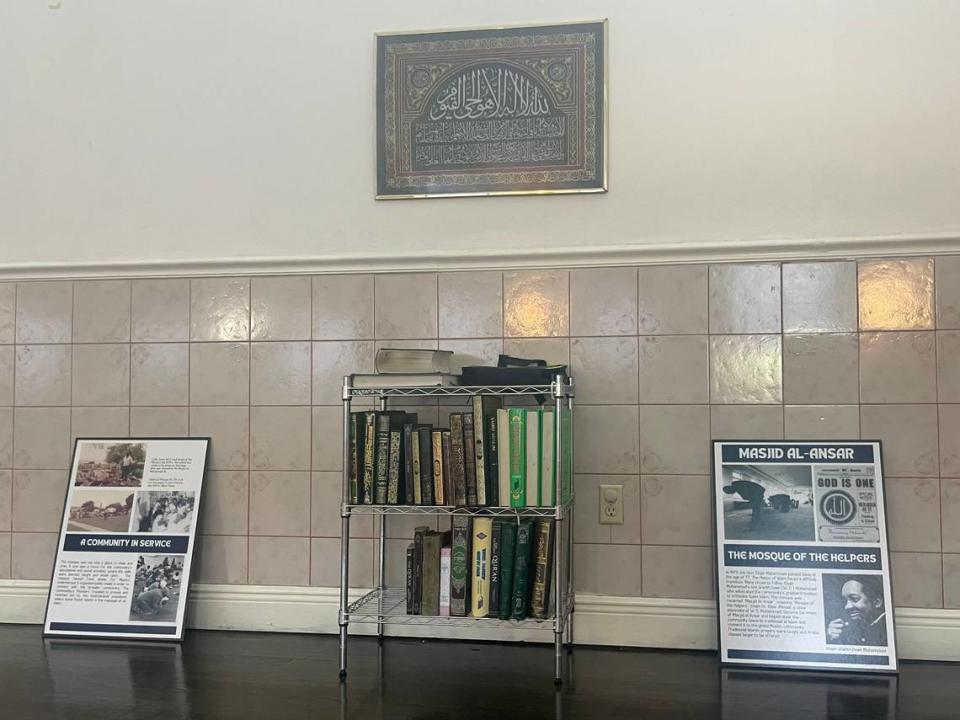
[44,437,209,641]
[129,555,185,622]
[721,465,814,541]
[822,574,888,647]
[74,442,146,487]
[713,441,897,673]
[131,492,196,534]
[67,489,135,532]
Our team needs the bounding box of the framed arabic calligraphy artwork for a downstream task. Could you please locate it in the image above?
[376,20,607,199]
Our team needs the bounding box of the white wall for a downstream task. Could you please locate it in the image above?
[2,1,959,271]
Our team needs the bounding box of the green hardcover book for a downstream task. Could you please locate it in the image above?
[510,520,534,620]
[508,408,526,507]
[362,412,377,504]
[374,413,391,504]
[420,531,442,616]
[348,412,362,504]
[498,522,517,619]
[450,515,471,616]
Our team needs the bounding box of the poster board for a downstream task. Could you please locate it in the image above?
[713,441,897,673]
[43,438,210,641]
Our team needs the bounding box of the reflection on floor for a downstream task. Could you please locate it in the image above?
[1,624,956,719]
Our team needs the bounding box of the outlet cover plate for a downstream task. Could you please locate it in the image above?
[599,483,623,525]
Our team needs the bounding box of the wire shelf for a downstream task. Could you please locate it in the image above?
[345,382,574,399]
[345,587,568,630]
[343,502,573,519]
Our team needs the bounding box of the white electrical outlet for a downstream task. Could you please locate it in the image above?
[599,484,623,525]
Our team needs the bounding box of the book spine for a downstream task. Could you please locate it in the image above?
[498,522,517,619]
[497,408,510,507]
[403,424,416,505]
[450,515,470,616]
[374,413,390,504]
[525,409,541,507]
[540,410,555,507]
[530,520,554,619]
[508,408,526,507]
[439,547,451,617]
[510,520,534,620]
[450,414,467,506]
[472,396,487,505]
[431,431,444,506]
[362,412,377,504]
[442,431,453,508]
[413,526,429,614]
[387,429,402,505]
[348,412,359,504]
[420,532,441,616]
[418,426,434,506]
[405,544,415,614]
[485,410,498,506]
[410,429,422,505]
[489,519,501,615]
[470,517,493,618]
[463,411,478,506]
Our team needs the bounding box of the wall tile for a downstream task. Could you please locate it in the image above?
[130,407,189,437]
[0,533,9,578]
[502,338,569,367]
[190,343,250,406]
[937,256,960,329]
[194,535,248,584]
[443,338,503,373]
[312,537,373,588]
[251,276,311,341]
[73,280,130,342]
[890,552,942,608]
[638,336,709,404]
[860,404,938,477]
[131,344,189,406]
[72,344,130,406]
[12,470,66,532]
[573,405,639,474]
[0,345,13,405]
[312,341,374,405]
[15,345,71,406]
[11,532,58,580]
[374,273,438,339]
[0,471,10,529]
[16,282,72,343]
[71,407,129,443]
[570,267,637,336]
[571,337,638,405]
[573,475,610,544]
[885,478,941,552]
[198,470,248,536]
[189,406,249,470]
[0,408,11,468]
[249,536,310,586]
[250,406,310,471]
[711,405,784,440]
[312,471,372,538]
[641,475,712,546]
[503,270,568,337]
[784,406,860,440]
[249,471,310,536]
[945,554,960,609]
[860,332,937,403]
[573,543,642,595]
[709,264,781,334]
[190,277,250,341]
[637,265,708,335]
[312,275,374,340]
[0,284,15,344]
[438,271,502,338]
[640,406,710,474]
[858,258,934,331]
[641,545,714,599]
[14,407,70,469]
[132,279,190,342]
[710,335,782,404]
[940,405,960,477]
[782,334,859,404]
[938,331,960,402]
[312,406,342,472]
[251,342,310,406]
[941,479,960,553]
[782,261,857,333]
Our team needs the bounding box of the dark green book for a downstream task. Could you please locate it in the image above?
[498,521,518,619]
[510,520,534,620]
[374,413,391,504]
[405,543,415,614]
[450,515,471,616]
[362,411,377,504]
[485,410,499,506]
[348,412,363,504]
[421,531,442,616]
[402,422,416,505]
[417,425,434,505]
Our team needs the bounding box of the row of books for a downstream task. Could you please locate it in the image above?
[347,397,571,507]
[405,518,555,619]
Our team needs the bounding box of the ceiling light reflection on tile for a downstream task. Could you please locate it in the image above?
[858,259,934,331]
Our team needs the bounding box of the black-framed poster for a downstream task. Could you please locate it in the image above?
[376,20,607,198]
[712,441,898,673]
[43,438,210,641]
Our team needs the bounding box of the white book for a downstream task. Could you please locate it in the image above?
[540,409,555,507]
[497,408,511,507]
[525,408,541,507]
[439,547,451,617]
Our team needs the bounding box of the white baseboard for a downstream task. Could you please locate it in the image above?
[4,580,957,662]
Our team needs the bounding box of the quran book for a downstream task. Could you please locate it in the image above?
[530,519,554,619]
[508,409,526,507]
[540,409,555,507]
[463,411,478,506]
[431,430,445,506]
[418,425,434,505]
[420,531,442,616]
[510,520,534,620]
[497,408,511,507]
[525,408,541,507]
[470,517,493,618]
[450,515,471,617]
[497,522,517,620]
[450,413,467,507]
[362,412,377,504]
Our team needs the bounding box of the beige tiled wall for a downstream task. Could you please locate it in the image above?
[1,257,959,609]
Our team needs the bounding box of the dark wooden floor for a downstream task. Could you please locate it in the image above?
[2,624,958,719]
